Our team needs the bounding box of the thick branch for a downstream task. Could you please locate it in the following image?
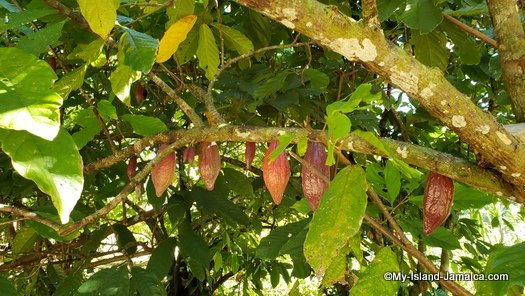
[232,0,525,190]
[487,0,525,122]
[83,126,525,203]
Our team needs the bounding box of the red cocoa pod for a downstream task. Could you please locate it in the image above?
[135,84,144,105]
[151,144,176,197]
[198,142,221,191]
[423,171,454,235]
[301,142,330,210]
[47,57,57,71]
[127,155,137,181]
[183,146,196,166]
[245,142,256,169]
[263,140,290,205]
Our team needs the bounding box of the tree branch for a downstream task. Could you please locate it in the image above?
[232,0,525,190]
[0,204,61,232]
[442,13,496,48]
[486,0,525,122]
[82,126,525,203]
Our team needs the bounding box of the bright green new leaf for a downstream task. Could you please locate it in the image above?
[0,48,62,140]
[304,166,367,276]
[211,23,254,54]
[156,15,197,63]
[327,112,351,144]
[121,114,167,136]
[109,65,141,105]
[120,28,159,72]
[0,129,84,224]
[53,65,87,99]
[399,0,443,34]
[349,247,400,295]
[77,0,119,39]
[67,39,105,64]
[197,24,220,81]
[269,133,294,161]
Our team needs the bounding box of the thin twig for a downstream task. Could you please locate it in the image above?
[442,13,497,48]
[0,204,61,231]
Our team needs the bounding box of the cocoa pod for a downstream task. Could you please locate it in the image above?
[151,144,176,197]
[301,142,330,210]
[183,146,196,166]
[423,171,454,235]
[198,142,221,191]
[47,57,57,71]
[135,84,144,105]
[245,142,256,169]
[127,155,137,181]
[263,140,290,205]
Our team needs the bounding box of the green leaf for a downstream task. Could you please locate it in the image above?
[349,247,400,295]
[399,0,443,34]
[256,219,310,259]
[0,47,62,140]
[121,114,167,136]
[476,243,525,296]
[147,238,177,281]
[303,69,329,90]
[269,133,294,161]
[53,65,87,99]
[178,221,211,267]
[411,29,449,70]
[175,27,199,65]
[72,107,101,149]
[453,183,495,210]
[322,246,348,286]
[398,218,461,250]
[112,223,138,255]
[191,185,250,226]
[0,274,16,296]
[120,28,159,72]
[97,100,118,121]
[377,0,406,21]
[253,71,291,99]
[327,112,351,142]
[0,129,83,224]
[383,160,401,204]
[131,266,164,296]
[166,0,195,23]
[304,166,368,276]
[67,39,105,64]
[211,23,254,54]
[109,65,142,105]
[352,130,390,156]
[439,21,481,65]
[17,21,66,56]
[12,226,39,254]
[196,24,219,80]
[0,7,56,32]
[77,266,129,296]
[77,0,119,39]
[222,168,254,198]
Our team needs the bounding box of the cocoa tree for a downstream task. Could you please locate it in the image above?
[0,0,524,295]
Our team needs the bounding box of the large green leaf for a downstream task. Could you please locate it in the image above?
[147,238,177,280]
[12,226,39,254]
[377,0,406,21]
[166,0,195,24]
[77,0,119,39]
[17,21,66,56]
[112,224,137,256]
[398,0,443,34]
[222,168,254,198]
[109,65,141,105]
[0,274,16,296]
[304,166,368,276]
[411,29,449,70]
[0,47,62,140]
[475,243,525,296]
[191,185,250,226]
[439,21,481,65]
[0,129,83,224]
[349,247,400,295]
[453,183,495,210]
[0,7,56,32]
[120,28,159,73]
[178,221,211,267]
[211,23,254,54]
[77,266,129,296]
[256,219,310,259]
[383,159,401,204]
[131,266,164,296]
[53,65,87,99]
[121,114,167,136]
[196,24,219,80]
[253,71,291,99]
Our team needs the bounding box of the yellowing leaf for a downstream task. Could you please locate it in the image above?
[77,0,119,39]
[156,15,197,63]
